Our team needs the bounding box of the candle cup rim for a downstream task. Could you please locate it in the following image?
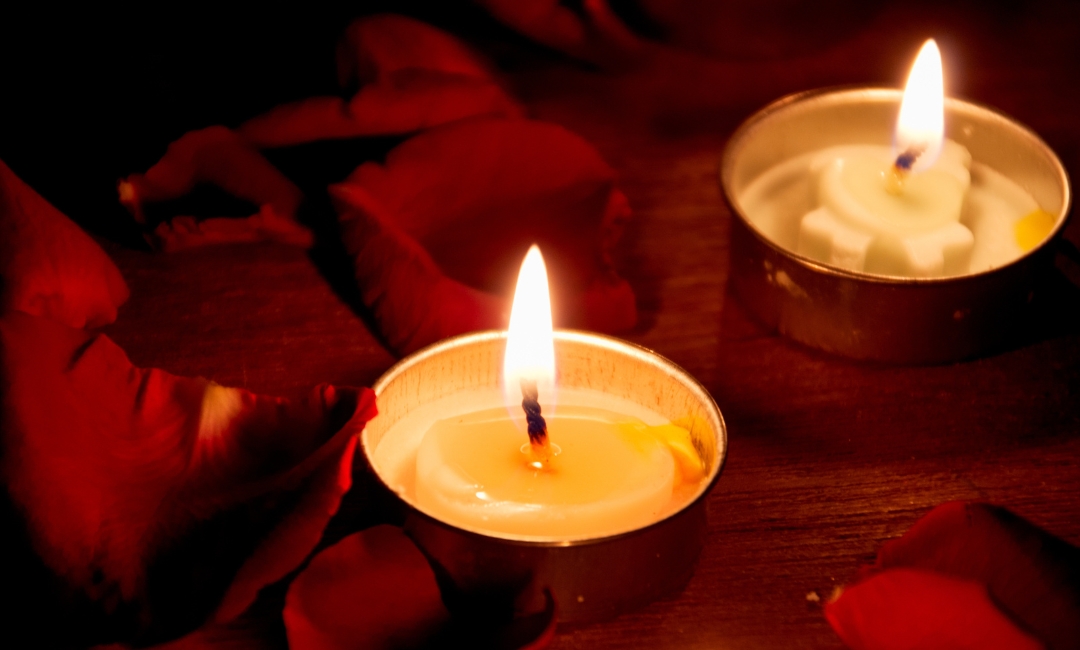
[720,85,1072,286]
[366,328,728,547]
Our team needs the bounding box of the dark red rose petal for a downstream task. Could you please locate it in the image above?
[239,14,523,148]
[0,158,129,328]
[213,396,375,623]
[332,181,506,353]
[331,117,636,355]
[0,310,375,644]
[862,502,1080,649]
[237,96,363,148]
[284,525,450,650]
[825,568,1044,650]
[337,13,496,83]
[118,126,310,250]
[240,71,522,148]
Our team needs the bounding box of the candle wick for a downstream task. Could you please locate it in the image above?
[520,378,550,463]
[894,145,924,172]
[886,144,926,195]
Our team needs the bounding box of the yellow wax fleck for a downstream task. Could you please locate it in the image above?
[619,419,706,485]
[1014,209,1056,252]
[414,405,698,539]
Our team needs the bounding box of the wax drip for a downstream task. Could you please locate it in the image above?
[520,378,550,461]
[885,144,927,195]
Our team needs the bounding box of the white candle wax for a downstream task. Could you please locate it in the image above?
[797,139,974,276]
[739,144,1046,277]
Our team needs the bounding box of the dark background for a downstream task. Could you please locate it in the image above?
[0,2,522,243]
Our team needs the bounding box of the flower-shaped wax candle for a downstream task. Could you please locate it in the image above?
[738,39,1059,280]
[721,39,1070,362]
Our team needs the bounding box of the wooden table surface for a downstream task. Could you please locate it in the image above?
[4,1,1080,648]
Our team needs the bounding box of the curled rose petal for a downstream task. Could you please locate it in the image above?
[239,72,523,148]
[118,126,310,250]
[239,15,523,148]
[332,181,506,354]
[0,158,129,328]
[0,310,375,645]
[212,400,374,624]
[861,501,1080,650]
[284,525,450,650]
[825,568,1044,650]
[331,117,636,355]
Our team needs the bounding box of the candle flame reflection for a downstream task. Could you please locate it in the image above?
[504,245,556,418]
[895,39,945,172]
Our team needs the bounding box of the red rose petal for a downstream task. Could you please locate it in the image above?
[237,96,363,148]
[864,502,1080,649]
[283,525,450,650]
[331,117,636,355]
[240,72,522,149]
[0,159,129,328]
[0,310,375,644]
[119,126,310,250]
[213,391,376,623]
[239,15,523,148]
[825,568,1044,650]
[332,180,506,353]
[337,14,496,82]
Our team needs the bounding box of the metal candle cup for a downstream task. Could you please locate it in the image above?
[721,87,1071,363]
[364,330,727,623]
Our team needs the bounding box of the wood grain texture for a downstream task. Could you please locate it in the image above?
[3,1,1079,648]
[102,242,396,399]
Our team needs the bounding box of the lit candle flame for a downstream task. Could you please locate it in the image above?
[894,39,945,173]
[504,245,556,415]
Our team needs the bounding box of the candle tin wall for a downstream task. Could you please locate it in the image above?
[721,87,1071,363]
[362,330,727,624]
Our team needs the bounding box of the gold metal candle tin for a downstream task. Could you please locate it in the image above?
[721,87,1071,363]
[363,330,727,623]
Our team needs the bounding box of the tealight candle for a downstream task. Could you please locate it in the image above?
[738,39,1058,279]
[404,246,704,539]
[721,39,1070,362]
[362,247,726,621]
